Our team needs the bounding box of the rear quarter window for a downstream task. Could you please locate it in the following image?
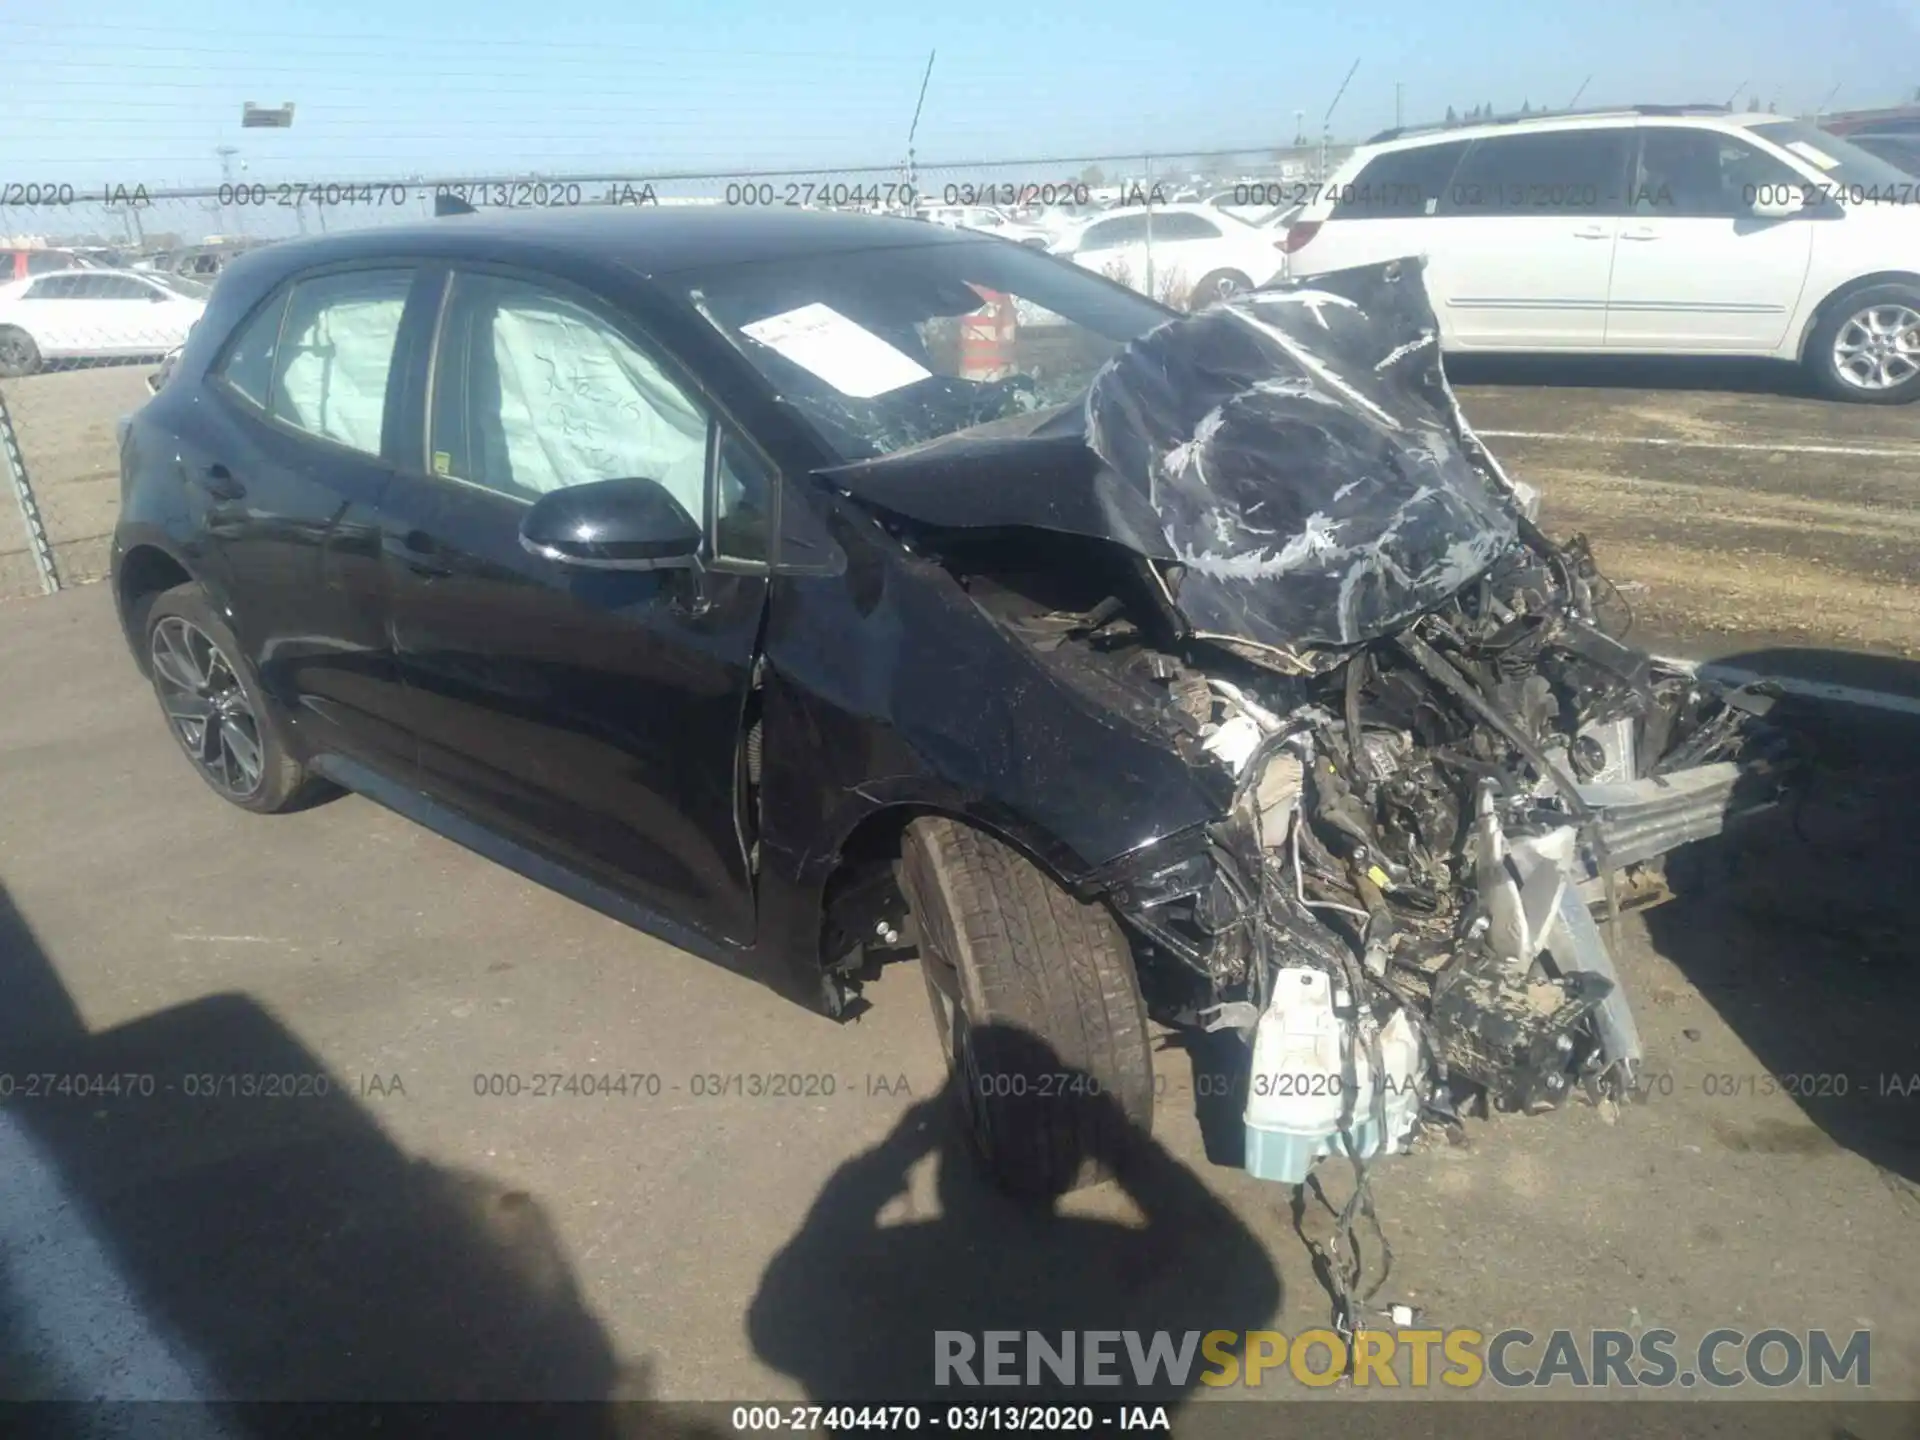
[212,290,292,409]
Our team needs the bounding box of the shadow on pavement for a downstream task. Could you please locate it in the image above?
[0,881,721,1436]
[1446,352,1814,398]
[1643,652,1920,1187]
[747,1022,1282,1409]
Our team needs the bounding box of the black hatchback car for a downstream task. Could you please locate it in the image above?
[114,208,1781,1196]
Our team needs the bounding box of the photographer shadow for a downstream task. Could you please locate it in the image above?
[0,881,722,1438]
[746,1023,1282,1409]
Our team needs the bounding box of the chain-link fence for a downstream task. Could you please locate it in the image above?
[0,142,1353,601]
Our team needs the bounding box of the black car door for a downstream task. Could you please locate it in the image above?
[378,264,774,946]
[184,264,432,775]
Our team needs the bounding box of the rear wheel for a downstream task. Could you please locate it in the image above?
[901,817,1154,1197]
[0,326,41,378]
[1807,283,1920,403]
[144,582,314,813]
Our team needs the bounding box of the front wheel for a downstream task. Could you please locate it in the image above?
[901,817,1154,1197]
[1807,283,1920,403]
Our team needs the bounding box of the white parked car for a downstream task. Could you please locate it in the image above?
[1285,106,1920,401]
[0,268,207,376]
[1055,203,1287,307]
[916,205,1052,247]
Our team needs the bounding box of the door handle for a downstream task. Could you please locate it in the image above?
[193,463,246,501]
[1619,228,1659,241]
[384,528,453,578]
[1572,225,1612,240]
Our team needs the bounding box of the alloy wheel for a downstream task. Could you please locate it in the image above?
[1832,303,1920,391]
[149,616,265,798]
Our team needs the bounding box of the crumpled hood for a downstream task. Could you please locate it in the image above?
[822,258,1526,652]
[1086,258,1523,650]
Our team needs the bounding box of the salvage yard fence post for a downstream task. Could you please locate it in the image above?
[0,386,60,595]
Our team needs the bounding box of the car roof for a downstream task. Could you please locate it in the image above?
[1356,107,1792,156]
[1079,202,1251,224]
[9,267,164,282]
[223,206,981,286]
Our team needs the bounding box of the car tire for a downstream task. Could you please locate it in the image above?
[143,582,315,813]
[0,326,42,378]
[1806,282,1920,403]
[901,816,1154,1197]
[1189,269,1253,310]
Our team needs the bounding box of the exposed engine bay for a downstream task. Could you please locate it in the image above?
[823,258,1796,1204]
[939,512,1788,1151]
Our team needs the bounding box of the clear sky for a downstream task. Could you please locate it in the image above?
[1,0,1915,190]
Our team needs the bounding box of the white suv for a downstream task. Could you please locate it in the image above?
[1285,106,1920,402]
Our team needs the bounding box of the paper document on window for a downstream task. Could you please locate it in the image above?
[741,303,931,398]
[1784,141,1841,170]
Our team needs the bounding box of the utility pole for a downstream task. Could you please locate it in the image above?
[904,50,935,206]
[1321,57,1360,181]
[1395,82,1403,130]
[216,146,244,237]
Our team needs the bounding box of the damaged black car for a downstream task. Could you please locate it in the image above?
[111,209,1792,1203]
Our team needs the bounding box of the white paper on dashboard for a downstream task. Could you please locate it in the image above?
[1785,141,1842,170]
[740,303,932,398]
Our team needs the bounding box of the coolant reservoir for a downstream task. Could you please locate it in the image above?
[1243,967,1423,1184]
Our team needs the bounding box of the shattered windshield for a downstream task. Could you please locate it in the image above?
[682,238,1170,461]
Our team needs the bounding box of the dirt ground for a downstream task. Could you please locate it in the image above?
[1449,358,1920,662]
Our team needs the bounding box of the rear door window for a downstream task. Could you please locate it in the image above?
[93,275,159,300]
[1077,215,1150,249]
[268,268,414,456]
[1148,213,1222,240]
[1440,129,1634,216]
[1332,141,1471,218]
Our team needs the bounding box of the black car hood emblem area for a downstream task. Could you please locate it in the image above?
[821,259,1531,657]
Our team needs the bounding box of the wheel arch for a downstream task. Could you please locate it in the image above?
[1794,270,1920,362]
[113,541,197,675]
[806,790,1118,986]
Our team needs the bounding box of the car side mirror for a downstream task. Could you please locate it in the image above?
[1748,188,1807,221]
[519,476,703,570]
